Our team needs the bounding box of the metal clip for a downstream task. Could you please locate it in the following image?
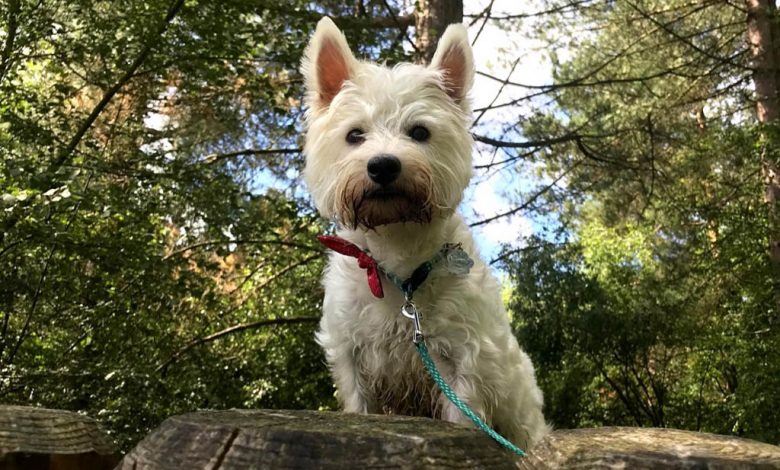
[401,301,424,344]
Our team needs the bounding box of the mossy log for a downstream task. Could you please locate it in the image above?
[520,426,780,469]
[0,405,119,470]
[119,409,780,469]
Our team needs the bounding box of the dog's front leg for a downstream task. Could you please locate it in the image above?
[440,379,487,425]
[432,356,487,425]
[322,340,376,414]
[318,283,378,414]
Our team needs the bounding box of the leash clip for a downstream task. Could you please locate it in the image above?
[401,300,424,344]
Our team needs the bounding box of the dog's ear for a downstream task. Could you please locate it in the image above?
[430,24,474,103]
[302,17,358,110]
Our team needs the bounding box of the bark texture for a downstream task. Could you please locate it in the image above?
[414,0,464,64]
[746,0,780,310]
[747,0,779,123]
[0,405,119,470]
[521,427,780,469]
[117,409,519,469]
[118,409,780,469]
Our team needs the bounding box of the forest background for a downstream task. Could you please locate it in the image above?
[2,0,780,450]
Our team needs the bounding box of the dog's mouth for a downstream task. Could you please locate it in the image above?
[346,185,432,229]
[365,187,408,201]
[337,163,436,230]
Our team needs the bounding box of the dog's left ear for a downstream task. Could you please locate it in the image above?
[430,24,475,103]
[302,17,359,110]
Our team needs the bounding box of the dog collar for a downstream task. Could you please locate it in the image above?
[317,235,474,300]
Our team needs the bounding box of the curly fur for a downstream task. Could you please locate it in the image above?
[301,17,549,449]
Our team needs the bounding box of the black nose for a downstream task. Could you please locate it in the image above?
[367,154,402,186]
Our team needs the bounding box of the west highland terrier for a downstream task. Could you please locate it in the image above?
[301,17,548,449]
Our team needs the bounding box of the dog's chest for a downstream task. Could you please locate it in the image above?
[329,249,483,417]
[350,298,452,417]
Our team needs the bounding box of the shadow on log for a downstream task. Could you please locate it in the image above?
[119,409,780,469]
[0,405,119,470]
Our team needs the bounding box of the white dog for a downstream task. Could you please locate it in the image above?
[302,17,548,449]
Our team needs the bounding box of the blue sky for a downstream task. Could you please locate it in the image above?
[461,0,555,264]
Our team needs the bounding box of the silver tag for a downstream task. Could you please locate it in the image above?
[444,246,474,276]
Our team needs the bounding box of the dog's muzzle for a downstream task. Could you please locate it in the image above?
[339,158,433,229]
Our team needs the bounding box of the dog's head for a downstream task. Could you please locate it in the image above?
[301,17,474,230]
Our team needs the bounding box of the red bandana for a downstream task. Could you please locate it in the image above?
[317,235,384,298]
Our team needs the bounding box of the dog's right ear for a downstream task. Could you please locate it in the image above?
[430,24,474,104]
[302,17,358,110]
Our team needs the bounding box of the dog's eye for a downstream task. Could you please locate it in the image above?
[408,126,430,142]
[346,129,365,145]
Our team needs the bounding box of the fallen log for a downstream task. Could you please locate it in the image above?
[118,409,518,469]
[118,409,780,469]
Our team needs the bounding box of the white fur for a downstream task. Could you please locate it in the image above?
[302,17,549,449]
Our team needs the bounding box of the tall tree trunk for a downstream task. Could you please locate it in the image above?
[746,0,780,312]
[747,0,779,122]
[0,0,21,82]
[414,0,463,64]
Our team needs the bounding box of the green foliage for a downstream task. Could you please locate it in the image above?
[0,0,407,450]
[2,0,779,453]
[505,0,780,444]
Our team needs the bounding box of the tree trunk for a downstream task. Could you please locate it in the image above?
[746,0,780,311]
[747,0,779,122]
[414,0,463,64]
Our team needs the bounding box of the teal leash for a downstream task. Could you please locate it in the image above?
[415,341,526,457]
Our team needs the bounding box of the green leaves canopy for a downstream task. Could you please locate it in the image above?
[0,0,406,449]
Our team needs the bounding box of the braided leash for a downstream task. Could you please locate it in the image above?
[415,341,526,457]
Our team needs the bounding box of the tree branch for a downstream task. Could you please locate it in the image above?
[254,254,321,291]
[46,0,186,175]
[625,0,751,72]
[472,56,520,128]
[489,241,561,266]
[464,0,595,21]
[473,132,584,149]
[162,239,321,260]
[0,0,20,82]
[157,251,322,374]
[365,13,414,29]
[472,6,720,114]
[378,0,418,53]
[156,316,320,374]
[468,0,495,45]
[258,5,414,30]
[202,148,301,165]
[470,165,577,227]
[591,356,645,426]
